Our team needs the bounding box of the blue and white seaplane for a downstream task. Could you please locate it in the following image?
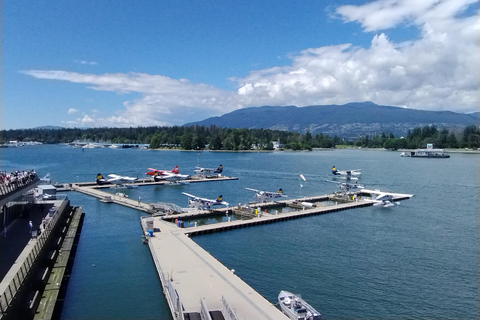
[181,192,229,210]
[194,164,223,176]
[331,166,362,180]
[245,188,288,203]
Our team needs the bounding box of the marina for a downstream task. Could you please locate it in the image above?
[0,146,477,320]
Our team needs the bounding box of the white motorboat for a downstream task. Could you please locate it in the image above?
[278,290,321,320]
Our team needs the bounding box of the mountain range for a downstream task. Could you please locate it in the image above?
[185,102,479,138]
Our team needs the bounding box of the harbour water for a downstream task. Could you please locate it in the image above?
[0,145,478,319]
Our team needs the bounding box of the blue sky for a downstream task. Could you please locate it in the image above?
[1,0,478,129]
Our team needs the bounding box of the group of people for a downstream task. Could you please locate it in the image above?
[0,170,38,195]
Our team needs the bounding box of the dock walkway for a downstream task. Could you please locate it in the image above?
[146,219,289,320]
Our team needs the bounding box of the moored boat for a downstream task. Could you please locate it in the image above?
[278,290,321,320]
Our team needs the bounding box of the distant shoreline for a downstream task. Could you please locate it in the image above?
[149,147,480,154]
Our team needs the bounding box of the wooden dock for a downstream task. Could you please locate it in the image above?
[63,175,238,190]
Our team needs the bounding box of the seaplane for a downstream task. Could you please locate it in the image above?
[193,164,223,176]
[331,166,362,180]
[39,173,51,184]
[146,166,190,182]
[96,173,138,186]
[181,192,229,210]
[325,180,364,193]
[363,190,403,208]
[245,188,288,203]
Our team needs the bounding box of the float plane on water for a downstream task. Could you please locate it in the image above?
[245,188,288,203]
[181,192,229,210]
[325,180,364,193]
[146,166,189,182]
[96,173,138,186]
[194,164,223,176]
[331,166,362,180]
[361,189,415,207]
[39,173,51,184]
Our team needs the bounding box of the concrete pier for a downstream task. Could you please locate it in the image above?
[142,218,289,320]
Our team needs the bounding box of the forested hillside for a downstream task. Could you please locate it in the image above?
[1,124,479,151]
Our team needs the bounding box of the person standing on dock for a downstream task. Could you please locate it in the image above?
[28,220,33,234]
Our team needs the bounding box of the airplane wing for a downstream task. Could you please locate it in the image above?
[108,174,122,179]
[182,192,198,199]
[245,188,261,192]
[147,168,164,173]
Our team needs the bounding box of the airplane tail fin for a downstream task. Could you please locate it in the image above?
[172,166,179,174]
[216,195,223,202]
[41,173,51,184]
[277,188,283,194]
[215,165,223,173]
[96,173,106,184]
[332,166,337,175]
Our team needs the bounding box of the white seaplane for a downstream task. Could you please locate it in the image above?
[245,188,287,203]
[325,180,364,193]
[181,192,229,210]
[362,189,414,207]
[194,164,223,176]
[96,173,138,186]
[331,166,362,180]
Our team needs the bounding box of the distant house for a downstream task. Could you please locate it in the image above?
[272,141,284,150]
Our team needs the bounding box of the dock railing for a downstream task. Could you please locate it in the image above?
[221,295,238,320]
[0,200,68,316]
[147,239,185,320]
[200,298,213,320]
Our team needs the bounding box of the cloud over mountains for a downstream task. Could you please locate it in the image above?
[23,0,479,128]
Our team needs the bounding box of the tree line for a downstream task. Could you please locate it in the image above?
[1,124,479,150]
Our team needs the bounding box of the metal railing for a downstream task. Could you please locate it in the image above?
[0,173,38,197]
[148,239,185,320]
[221,295,238,320]
[200,298,213,320]
[0,200,68,315]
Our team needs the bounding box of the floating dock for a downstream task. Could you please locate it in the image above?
[68,178,414,320]
[142,218,289,320]
[140,190,414,319]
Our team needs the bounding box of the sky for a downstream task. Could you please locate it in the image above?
[1,0,479,130]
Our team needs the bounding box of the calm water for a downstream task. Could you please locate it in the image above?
[0,145,478,319]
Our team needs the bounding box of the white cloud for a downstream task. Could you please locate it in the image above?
[236,0,478,112]
[74,60,98,66]
[67,108,78,114]
[23,0,479,127]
